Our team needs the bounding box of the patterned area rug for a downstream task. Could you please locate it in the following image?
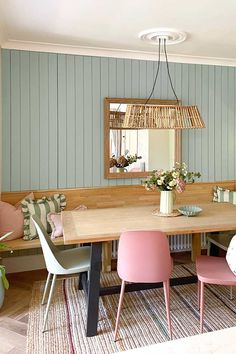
[27,264,236,354]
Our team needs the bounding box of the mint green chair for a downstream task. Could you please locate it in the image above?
[31,215,91,332]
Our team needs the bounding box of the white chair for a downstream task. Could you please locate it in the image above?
[31,215,91,332]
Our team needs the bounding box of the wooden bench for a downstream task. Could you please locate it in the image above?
[1,181,235,271]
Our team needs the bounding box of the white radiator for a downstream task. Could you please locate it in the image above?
[111,234,207,258]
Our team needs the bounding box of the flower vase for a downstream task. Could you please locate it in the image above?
[160,191,173,214]
[117,167,127,173]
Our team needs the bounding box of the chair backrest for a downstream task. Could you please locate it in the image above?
[117,230,172,283]
[226,234,236,275]
[31,215,66,274]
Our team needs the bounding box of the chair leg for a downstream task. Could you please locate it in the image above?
[197,280,200,310]
[199,281,204,333]
[41,272,52,305]
[230,286,233,300]
[207,241,211,256]
[42,274,57,333]
[114,280,126,342]
[163,280,172,340]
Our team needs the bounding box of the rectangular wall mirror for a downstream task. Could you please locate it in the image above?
[104,98,182,179]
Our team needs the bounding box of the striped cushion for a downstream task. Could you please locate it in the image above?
[213,186,236,204]
[21,194,66,240]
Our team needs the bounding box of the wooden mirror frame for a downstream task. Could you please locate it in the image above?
[104,97,182,179]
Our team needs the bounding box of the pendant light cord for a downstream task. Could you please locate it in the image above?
[163,38,179,104]
[145,38,161,104]
[145,37,179,105]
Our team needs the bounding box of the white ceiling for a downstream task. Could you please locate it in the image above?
[1,0,236,65]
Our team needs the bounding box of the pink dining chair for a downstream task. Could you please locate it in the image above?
[114,230,173,341]
[196,246,236,333]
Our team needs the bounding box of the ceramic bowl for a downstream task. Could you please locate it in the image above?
[178,205,202,217]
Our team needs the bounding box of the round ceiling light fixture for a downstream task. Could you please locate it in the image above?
[138,28,187,45]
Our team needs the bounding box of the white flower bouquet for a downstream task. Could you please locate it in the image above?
[143,162,201,193]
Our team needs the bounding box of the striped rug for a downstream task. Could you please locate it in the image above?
[27,264,236,354]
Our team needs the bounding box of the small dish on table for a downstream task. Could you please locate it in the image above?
[178,205,202,217]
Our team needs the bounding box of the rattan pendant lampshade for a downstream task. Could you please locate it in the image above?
[123,30,205,130]
[123,104,205,129]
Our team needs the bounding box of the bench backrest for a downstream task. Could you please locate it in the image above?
[1,181,235,209]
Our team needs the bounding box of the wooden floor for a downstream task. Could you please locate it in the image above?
[0,269,47,354]
[0,252,192,354]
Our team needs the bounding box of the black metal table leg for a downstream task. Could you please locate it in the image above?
[86,242,102,337]
[78,272,88,292]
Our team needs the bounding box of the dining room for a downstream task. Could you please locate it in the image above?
[1,1,236,353]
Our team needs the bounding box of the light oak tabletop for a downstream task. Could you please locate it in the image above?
[62,202,236,245]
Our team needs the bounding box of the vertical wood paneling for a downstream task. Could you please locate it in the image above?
[20,51,30,190]
[227,67,235,179]
[2,48,236,192]
[221,67,228,181]
[11,50,21,191]
[208,66,215,181]
[195,65,202,179]
[2,50,11,191]
[108,58,118,186]
[92,57,101,186]
[235,69,236,180]
[83,56,93,187]
[181,64,189,167]
[75,56,84,187]
[215,66,222,181]
[116,58,131,186]
[167,62,175,99]
[124,59,132,97]
[188,64,196,170]
[131,60,140,98]
[160,61,168,99]
[66,55,76,188]
[39,53,49,189]
[48,53,58,188]
[57,54,67,188]
[201,65,209,180]
[174,62,182,164]
[154,61,161,98]
[100,57,109,186]
[139,61,147,98]
[29,52,40,190]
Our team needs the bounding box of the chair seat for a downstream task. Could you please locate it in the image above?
[57,246,91,274]
[196,255,236,285]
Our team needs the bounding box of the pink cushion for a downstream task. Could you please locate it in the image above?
[47,205,88,239]
[0,202,24,240]
[0,192,35,241]
[47,213,63,238]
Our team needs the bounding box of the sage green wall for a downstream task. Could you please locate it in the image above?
[0,47,2,195]
[2,49,236,191]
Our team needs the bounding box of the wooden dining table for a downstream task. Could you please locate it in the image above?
[62,202,236,337]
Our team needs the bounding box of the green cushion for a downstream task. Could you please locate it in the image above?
[21,194,66,240]
[213,186,236,204]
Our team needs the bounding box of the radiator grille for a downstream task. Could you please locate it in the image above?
[111,234,207,258]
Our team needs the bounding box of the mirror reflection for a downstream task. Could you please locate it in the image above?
[104,98,181,179]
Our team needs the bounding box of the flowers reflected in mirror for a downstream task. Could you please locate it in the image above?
[110,152,142,169]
